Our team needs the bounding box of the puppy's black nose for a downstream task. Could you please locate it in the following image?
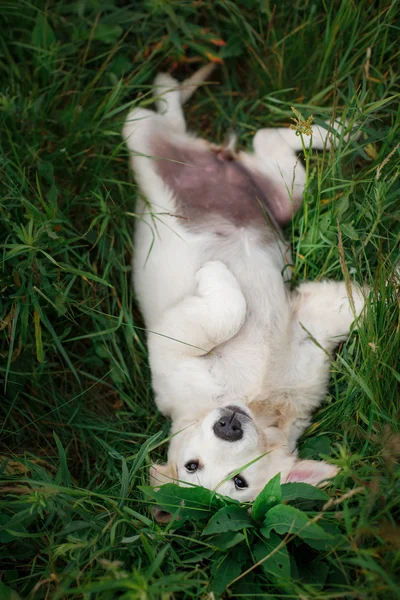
[213,413,243,442]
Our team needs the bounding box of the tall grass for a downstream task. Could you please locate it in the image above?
[1,1,399,598]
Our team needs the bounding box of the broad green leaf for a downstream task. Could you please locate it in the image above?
[93,24,123,44]
[220,34,244,59]
[0,582,21,600]
[211,551,242,595]
[299,435,332,459]
[317,519,341,543]
[318,212,332,234]
[212,531,245,550]
[252,473,282,522]
[141,483,221,520]
[38,161,54,183]
[281,482,329,503]
[298,560,330,590]
[182,548,214,563]
[109,55,132,77]
[32,14,56,49]
[340,222,359,240]
[261,505,333,550]
[253,534,291,579]
[203,505,254,535]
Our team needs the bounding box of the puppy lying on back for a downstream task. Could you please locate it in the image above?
[122,65,365,507]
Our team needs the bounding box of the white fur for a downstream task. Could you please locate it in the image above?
[122,68,365,505]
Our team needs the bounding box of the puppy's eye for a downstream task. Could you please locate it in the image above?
[233,475,248,489]
[185,461,199,473]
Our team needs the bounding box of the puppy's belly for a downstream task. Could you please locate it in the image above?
[152,136,280,231]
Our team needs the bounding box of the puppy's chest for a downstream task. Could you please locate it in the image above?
[206,266,290,404]
[209,328,273,402]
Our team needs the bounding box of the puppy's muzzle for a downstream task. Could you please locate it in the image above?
[212,405,250,442]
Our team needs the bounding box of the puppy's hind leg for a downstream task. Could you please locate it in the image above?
[291,280,366,350]
[123,70,192,152]
[294,280,366,398]
[122,106,170,206]
[254,128,306,215]
[238,114,358,227]
[237,128,306,225]
[153,63,215,132]
[287,280,366,401]
[268,280,367,450]
[123,65,216,204]
[152,73,187,133]
[122,77,185,204]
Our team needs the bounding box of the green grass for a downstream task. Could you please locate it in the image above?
[1,0,399,598]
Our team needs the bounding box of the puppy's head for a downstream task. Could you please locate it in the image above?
[150,404,338,519]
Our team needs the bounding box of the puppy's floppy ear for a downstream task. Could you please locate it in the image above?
[149,462,178,488]
[285,460,338,487]
[149,462,178,524]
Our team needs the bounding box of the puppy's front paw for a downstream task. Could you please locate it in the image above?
[195,261,247,342]
[196,261,240,296]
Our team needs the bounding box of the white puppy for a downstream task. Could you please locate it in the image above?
[122,66,365,507]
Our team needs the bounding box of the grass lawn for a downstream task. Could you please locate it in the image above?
[1,0,399,598]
